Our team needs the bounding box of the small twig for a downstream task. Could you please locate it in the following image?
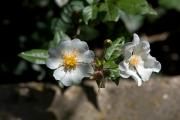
[141,32,169,43]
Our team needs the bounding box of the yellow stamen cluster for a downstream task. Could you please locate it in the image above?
[129,55,139,66]
[63,53,77,70]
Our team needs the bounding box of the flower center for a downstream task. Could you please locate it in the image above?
[63,52,77,70]
[129,55,139,66]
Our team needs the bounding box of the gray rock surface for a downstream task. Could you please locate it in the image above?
[0,76,180,120]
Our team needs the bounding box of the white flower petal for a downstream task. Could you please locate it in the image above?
[53,64,94,86]
[46,58,61,69]
[126,68,142,86]
[48,48,59,57]
[58,39,90,56]
[123,34,142,60]
[136,64,153,81]
[58,40,73,54]
[134,40,150,55]
[123,42,135,60]
[119,61,129,72]
[119,62,130,78]
[119,70,130,78]
[131,74,142,86]
[53,67,72,86]
[119,61,142,86]
[61,75,73,86]
[78,50,95,63]
[47,47,64,69]
[143,55,161,72]
[77,63,94,77]
[69,68,84,84]
[133,33,140,45]
[72,38,89,53]
[141,41,150,53]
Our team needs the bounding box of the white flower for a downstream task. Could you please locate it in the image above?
[119,34,161,86]
[46,39,95,87]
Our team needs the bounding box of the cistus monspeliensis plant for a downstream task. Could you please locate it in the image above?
[19,0,161,88]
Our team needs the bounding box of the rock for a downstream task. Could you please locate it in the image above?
[0,76,180,120]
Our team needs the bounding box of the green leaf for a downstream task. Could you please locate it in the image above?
[51,18,71,32]
[51,1,84,32]
[109,68,120,86]
[103,61,118,69]
[105,37,125,60]
[159,0,180,11]
[103,61,120,85]
[18,49,48,64]
[70,1,84,12]
[51,3,73,32]
[83,5,98,24]
[98,1,120,21]
[110,68,120,78]
[119,11,144,32]
[86,0,94,4]
[117,0,157,15]
[83,6,93,24]
[78,25,99,41]
[104,0,121,21]
[49,31,70,48]
[99,0,156,22]
[60,11,72,23]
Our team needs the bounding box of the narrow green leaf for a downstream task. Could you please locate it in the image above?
[18,49,48,64]
[105,37,125,60]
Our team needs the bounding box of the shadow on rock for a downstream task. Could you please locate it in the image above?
[0,82,57,120]
[81,83,100,111]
